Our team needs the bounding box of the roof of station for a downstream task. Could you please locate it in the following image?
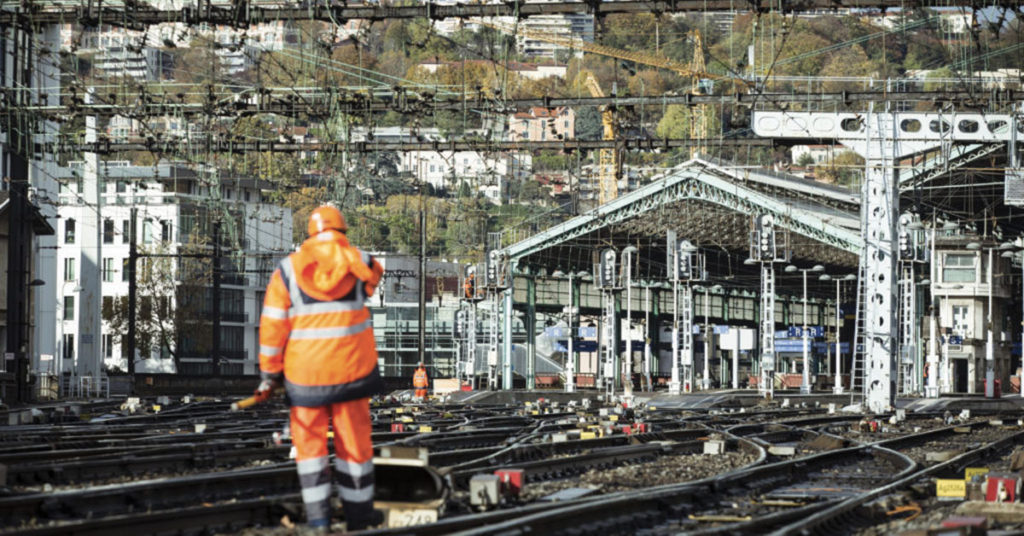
[504,157,863,295]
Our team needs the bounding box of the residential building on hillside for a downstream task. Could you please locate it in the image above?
[790,144,838,165]
[416,59,567,80]
[400,151,532,203]
[54,162,291,377]
[509,107,575,142]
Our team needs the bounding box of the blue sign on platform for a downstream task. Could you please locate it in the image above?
[578,326,598,338]
[713,325,730,335]
[788,326,824,338]
[774,339,810,353]
[814,342,850,354]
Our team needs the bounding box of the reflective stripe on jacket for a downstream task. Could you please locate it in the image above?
[259,231,385,407]
[413,369,428,388]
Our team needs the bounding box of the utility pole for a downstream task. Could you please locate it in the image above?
[127,207,137,380]
[211,221,222,376]
[418,189,426,370]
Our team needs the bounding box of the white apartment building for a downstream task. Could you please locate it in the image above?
[790,144,839,165]
[54,161,291,377]
[400,151,532,203]
[508,107,575,142]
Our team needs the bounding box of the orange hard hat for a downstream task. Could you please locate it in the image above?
[308,205,347,236]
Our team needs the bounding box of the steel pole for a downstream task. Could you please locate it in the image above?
[566,272,575,393]
[986,248,995,397]
[703,288,710,390]
[834,280,843,394]
[801,270,810,394]
[670,276,680,395]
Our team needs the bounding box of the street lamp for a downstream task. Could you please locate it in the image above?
[785,264,825,394]
[820,274,855,394]
[694,284,723,390]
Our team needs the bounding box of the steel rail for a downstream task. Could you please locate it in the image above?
[2,494,297,536]
[444,442,915,536]
[773,427,1024,535]
[7,444,292,486]
[0,464,298,526]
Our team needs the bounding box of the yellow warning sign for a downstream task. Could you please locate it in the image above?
[936,479,966,499]
[419,426,432,433]
[964,467,989,481]
[580,431,597,440]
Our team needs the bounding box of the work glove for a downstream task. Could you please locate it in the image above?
[256,377,282,395]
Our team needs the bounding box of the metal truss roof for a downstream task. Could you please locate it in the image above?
[505,157,862,267]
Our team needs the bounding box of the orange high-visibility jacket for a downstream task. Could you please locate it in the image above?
[259,229,385,407]
[413,368,428,389]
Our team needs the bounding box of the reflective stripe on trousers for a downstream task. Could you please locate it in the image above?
[296,456,331,524]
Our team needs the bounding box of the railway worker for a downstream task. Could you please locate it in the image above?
[413,362,429,400]
[257,204,385,533]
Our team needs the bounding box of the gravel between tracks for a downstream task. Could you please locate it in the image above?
[519,451,757,501]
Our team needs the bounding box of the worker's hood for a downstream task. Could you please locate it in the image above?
[294,229,366,300]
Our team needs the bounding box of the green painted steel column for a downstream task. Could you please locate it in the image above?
[650,288,661,376]
[572,278,580,379]
[502,287,513,390]
[614,290,622,390]
[526,276,536,389]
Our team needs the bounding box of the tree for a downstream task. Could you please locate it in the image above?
[102,232,213,372]
[575,107,603,140]
[796,152,815,167]
[817,151,865,187]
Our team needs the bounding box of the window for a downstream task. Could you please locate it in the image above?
[429,165,436,173]
[64,258,76,282]
[952,305,971,338]
[140,296,152,320]
[102,258,114,282]
[63,296,75,321]
[244,189,251,202]
[943,254,976,283]
[103,334,113,359]
[63,334,75,361]
[122,258,131,282]
[143,220,153,244]
[158,296,170,317]
[122,220,130,243]
[161,221,171,242]
[116,180,127,193]
[102,296,114,316]
[103,219,114,243]
[64,218,76,244]
[564,120,569,129]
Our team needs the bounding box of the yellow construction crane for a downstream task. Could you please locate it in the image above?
[689,29,708,157]
[582,71,618,205]
[475,19,739,203]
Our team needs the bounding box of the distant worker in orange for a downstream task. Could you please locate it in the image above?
[257,205,385,533]
[413,362,429,399]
